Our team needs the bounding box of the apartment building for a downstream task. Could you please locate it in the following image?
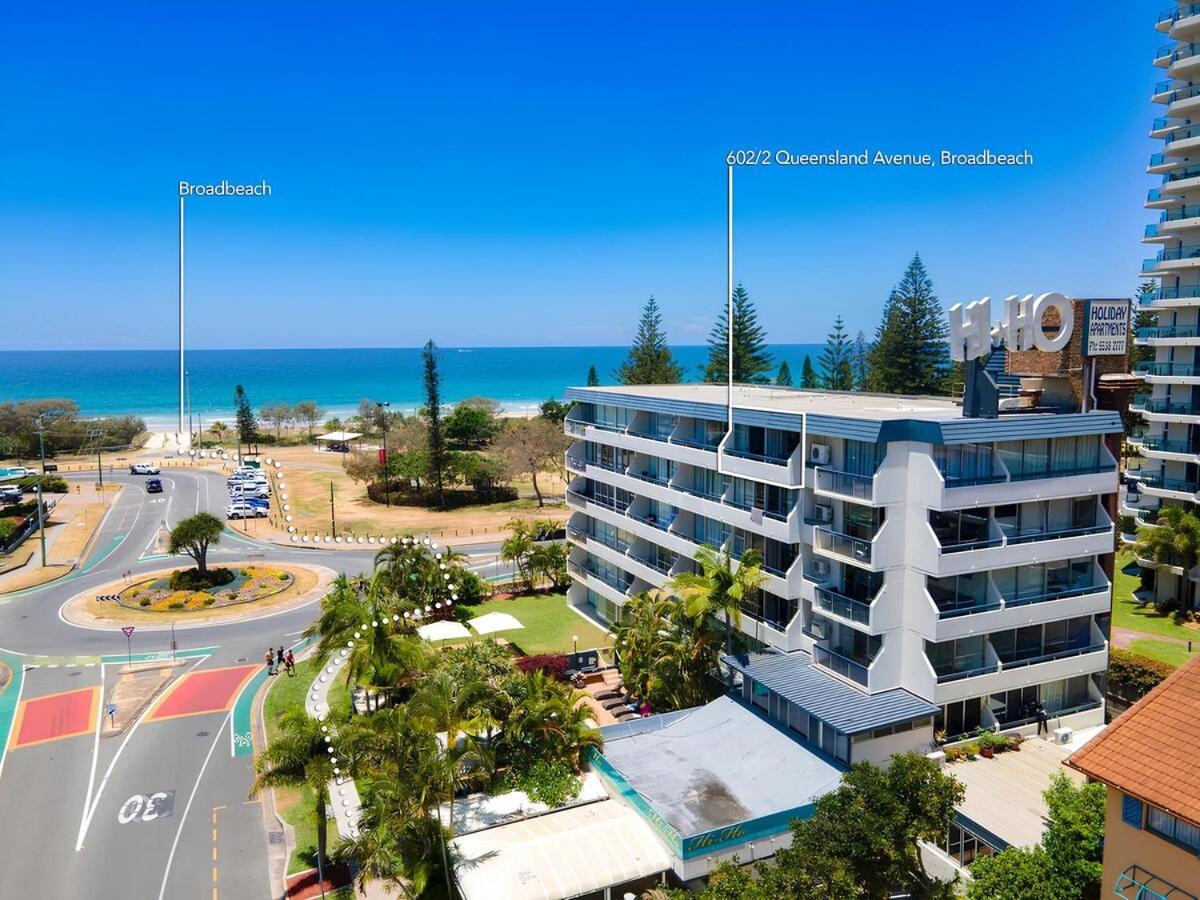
[1069,654,1200,900]
[563,383,1120,757]
[1131,2,1200,612]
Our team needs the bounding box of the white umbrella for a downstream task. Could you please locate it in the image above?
[417,620,472,642]
[468,612,524,636]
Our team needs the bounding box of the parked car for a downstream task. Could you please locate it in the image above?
[0,486,22,504]
[229,485,270,500]
[42,464,58,473]
[6,467,36,478]
[145,478,163,493]
[130,463,160,475]
[225,502,268,519]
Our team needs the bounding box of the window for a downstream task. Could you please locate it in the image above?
[1147,806,1200,853]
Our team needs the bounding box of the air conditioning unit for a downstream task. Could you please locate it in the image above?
[810,443,832,465]
[1054,727,1073,745]
[813,504,834,524]
[811,558,831,577]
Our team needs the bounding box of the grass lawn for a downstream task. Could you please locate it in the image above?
[468,592,609,656]
[1112,552,1200,642]
[262,656,352,875]
[1127,637,1200,668]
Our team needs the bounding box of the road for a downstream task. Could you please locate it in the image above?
[0,465,501,899]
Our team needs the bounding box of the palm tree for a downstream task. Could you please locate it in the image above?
[208,420,228,444]
[499,519,535,591]
[407,670,494,895]
[669,545,765,685]
[1135,505,1200,621]
[499,671,602,770]
[250,707,345,871]
[612,591,673,703]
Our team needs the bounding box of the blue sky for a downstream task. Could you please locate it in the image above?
[0,2,1159,350]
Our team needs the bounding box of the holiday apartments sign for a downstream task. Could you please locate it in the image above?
[948,292,1074,362]
[1079,299,1130,357]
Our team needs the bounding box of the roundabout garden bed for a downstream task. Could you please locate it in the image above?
[117,565,295,612]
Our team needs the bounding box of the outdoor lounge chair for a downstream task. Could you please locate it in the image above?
[593,688,623,702]
[601,697,630,711]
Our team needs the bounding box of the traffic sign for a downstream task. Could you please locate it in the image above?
[121,626,135,637]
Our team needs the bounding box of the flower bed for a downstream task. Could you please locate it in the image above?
[116,565,294,612]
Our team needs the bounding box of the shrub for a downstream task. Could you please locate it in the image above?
[515,653,569,679]
[0,519,16,541]
[202,597,216,606]
[168,601,185,610]
[278,573,289,581]
[16,475,67,492]
[168,567,235,591]
[499,758,582,808]
[453,570,491,605]
[1108,647,1175,698]
[138,598,151,607]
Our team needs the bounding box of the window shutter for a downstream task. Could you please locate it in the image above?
[1121,793,1143,829]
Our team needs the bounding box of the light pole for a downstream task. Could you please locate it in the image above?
[376,402,390,507]
[185,370,193,448]
[35,420,47,566]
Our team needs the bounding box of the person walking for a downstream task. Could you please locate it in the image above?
[284,649,296,677]
[265,647,275,676]
[277,645,285,676]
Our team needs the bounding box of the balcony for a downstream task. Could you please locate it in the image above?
[812,645,870,688]
[1134,324,1200,343]
[1141,283,1200,306]
[1135,433,1200,456]
[813,527,875,568]
[1142,245,1200,273]
[931,516,1113,576]
[813,586,874,627]
[566,488,630,514]
[813,466,876,503]
[1156,42,1175,64]
[1134,361,1200,379]
[1161,160,1200,189]
[1160,2,1200,29]
[1137,470,1200,496]
[1160,203,1200,223]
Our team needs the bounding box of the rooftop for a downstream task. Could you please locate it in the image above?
[724,650,938,735]
[596,695,843,838]
[952,737,1084,850]
[1068,654,1200,828]
[451,799,670,900]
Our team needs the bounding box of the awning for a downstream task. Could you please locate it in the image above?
[315,431,363,442]
[416,621,472,642]
[468,611,524,635]
[451,800,670,900]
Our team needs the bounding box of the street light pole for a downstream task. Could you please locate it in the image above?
[35,421,47,566]
[330,482,336,535]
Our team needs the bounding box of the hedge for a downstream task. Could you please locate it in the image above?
[515,654,569,680]
[1108,647,1177,699]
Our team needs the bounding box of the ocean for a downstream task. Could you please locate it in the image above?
[0,345,826,431]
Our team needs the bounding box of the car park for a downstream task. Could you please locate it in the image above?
[225,502,268,519]
[130,463,160,475]
[0,486,22,504]
[145,478,163,493]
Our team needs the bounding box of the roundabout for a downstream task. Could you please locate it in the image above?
[60,561,336,630]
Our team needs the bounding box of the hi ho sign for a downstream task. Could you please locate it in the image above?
[948,292,1075,363]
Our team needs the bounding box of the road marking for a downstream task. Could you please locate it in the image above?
[148,664,259,722]
[75,654,209,851]
[9,686,99,750]
[158,708,234,900]
[0,653,26,788]
[74,663,105,852]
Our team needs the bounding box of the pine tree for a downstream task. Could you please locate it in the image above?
[866,253,949,395]
[616,296,683,384]
[422,339,448,510]
[775,360,793,386]
[586,365,600,386]
[801,355,818,389]
[851,330,870,391]
[820,316,854,391]
[234,385,257,452]
[703,284,773,383]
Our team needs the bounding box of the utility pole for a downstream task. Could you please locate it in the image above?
[179,196,186,443]
[96,447,104,494]
[330,482,336,535]
[377,402,390,507]
[35,421,47,566]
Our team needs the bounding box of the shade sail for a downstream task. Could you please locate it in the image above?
[416,620,472,642]
[315,431,362,442]
[468,611,524,635]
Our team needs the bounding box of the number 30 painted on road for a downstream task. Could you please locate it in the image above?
[118,791,175,824]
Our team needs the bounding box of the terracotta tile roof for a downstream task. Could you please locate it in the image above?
[1068,654,1200,826]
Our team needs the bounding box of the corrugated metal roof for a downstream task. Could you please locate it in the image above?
[724,651,938,735]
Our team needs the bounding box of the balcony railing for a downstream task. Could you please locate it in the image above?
[669,435,721,451]
[1148,187,1166,203]
[1137,324,1200,339]
[1167,42,1200,64]
[723,446,788,466]
[565,453,587,472]
[812,645,870,687]
[938,535,1005,555]
[1161,203,1200,221]
[814,587,873,625]
[935,598,1003,619]
[1135,361,1200,376]
[628,550,673,576]
[935,662,999,683]
[1146,223,1162,239]
[1135,397,1200,414]
[625,510,673,533]
[723,496,789,522]
[1153,83,1172,100]
[625,470,671,487]
[814,467,875,501]
[670,481,726,503]
[1160,2,1200,24]
[1145,284,1200,300]
[573,560,633,593]
[1150,119,1175,134]
[814,527,874,564]
[567,489,630,513]
[1002,523,1110,546]
[1163,162,1200,181]
[564,417,627,435]
[1003,582,1109,609]
[1136,434,1200,452]
[997,642,1107,671]
[1154,244,1200,261]
[1006,462,1116,482]
[1143,258,1161,273]
[1157,42,1176,61]
[1138,470,1200,493]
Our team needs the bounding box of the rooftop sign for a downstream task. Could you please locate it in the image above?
[1080,299,1130,357]
[948,292,1073,362]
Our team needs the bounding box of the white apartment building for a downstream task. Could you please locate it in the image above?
[1130,3,1200,612]
[564,384,1120,760]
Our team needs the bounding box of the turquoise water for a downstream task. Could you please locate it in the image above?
[0,345,825,429]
